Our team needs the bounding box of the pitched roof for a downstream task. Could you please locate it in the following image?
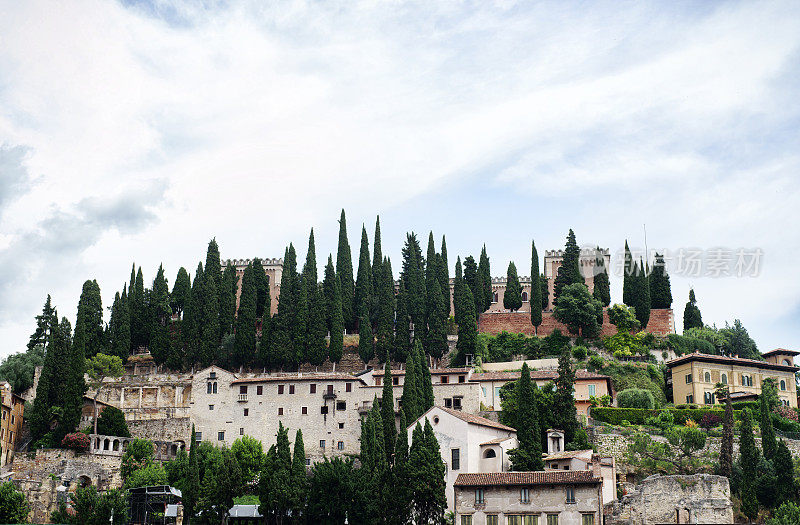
[454,470,600,487]
[472,370,610,382]
[371,367,471,376]
[544,449,593,461]
[666,352,799,372]
[434,407,516,432]
[480,436,514,446]
[763,348,800,357]
[230,374,364,385]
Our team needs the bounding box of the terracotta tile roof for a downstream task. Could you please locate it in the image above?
[437,407,516,432]
[454,470,600,487]
[666,352,799,372]
[763,348,800,357]
[371,367,471,376]
[230,374,364,385]
[480,437,514,446]
[472,370,610,382]
[544,450,592,461]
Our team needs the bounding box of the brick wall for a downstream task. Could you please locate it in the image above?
[477,308,675,338]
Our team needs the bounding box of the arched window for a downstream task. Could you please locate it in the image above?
[492,292,498,303]
[704,372,711,383]
[780,380,787,391]
[721,374,728,385]
[484,449,497,459]
[784,359,792,366]
[521,292,528,302]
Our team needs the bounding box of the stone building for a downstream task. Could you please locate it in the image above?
[408,405,519,512]
[454,469,604,525]
[222,257,283,315]
[667,350,798,408]
[543,430,617,506]
[0,381,25,466]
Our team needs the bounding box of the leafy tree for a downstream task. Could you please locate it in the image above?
[357,305,374,364]
[720,319,759,359]
[767,502,800,525]
[354,225,372,332]
[402,233,426,337]
[375,258,396,361]
[75,279,104,357]
[503,262,523,311]
[592,248,611,307]
[554,348,577,443]
[530,241,543,331]
[231,435,264,485]
[290,429,308,521]
[121,438,155,480]
[649,252,672,308]
[171,267,191,317]
[126,462,168,489]
[408,421,446,524]
[28,294,58,352]
[508,364,543,471]
[715,384,733,478]
[616,388,655,409]
[259,423,293,524]
[233,262,257,369]
[306,457,373,525]
[336,210,356,332]
[381,364,396,461]
[96,406,130,437]
[0,480,30,523]
[739,408,760,519]
[51,485,127,525]
[478,246,492,313]
[553,283,603,338]
[607,304,641,333]
[553,229,582,305]
[683,289,703,331]
[0,295,52,392]
[323,255,344,367]
[199,447,243,523]
[86,353,124,435]
[626,426,707,474]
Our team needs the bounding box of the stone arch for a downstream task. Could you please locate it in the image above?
[103,438,110,451]
[112,440,120,452]
[79,475,91,488]
[521,291,528,302]
[483,448,497,459]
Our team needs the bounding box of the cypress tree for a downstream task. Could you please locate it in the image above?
[401,233,426,341]
[234,263,257,369]
[554,348,577,443]
[717,385,734,478]
[130,265,147,349]
[415,341,434,412]
[478,246,492,313]
[358,305,374,364]
[289,242,308,368]
[252,258,270,320]
[425,279,448,363]
[60,319,86,441]
[336,210,356,332]
[592,248,611,307]
[453,258,465,327]
[393,409,412,522]
[463,255,480,316]
[354,225,372,333]
[375,258,395,362]
[110,289,131,360]
[649,252,672,309]
[199,266,220,367]
[361,417,376,472]
[683,289,703,331]
[760,388,778,460]
[185,425,200,524]
[455,281,477,365]
[439,236,450,318]
[371,217,383,324]
[409,421,446,524]
[290,429,307,520]
[369,398,387,471]
[540,274,549,310]
[394,281,412,363]
[739,409,760,519]
[775,440,796,504]
[219,262,238,337]
[381,364,396,462]
[27,295,57,352]
[30,314,67,445]
[302,230,327,367]
[503,262,523,312]
[75,279,104,357]
[509,364,543,471]
[553,229,582,305]
[628,259,652,328]
[530,241,543,331]
[622,241,633,307]
[270,246,297,370]
[323,256,344,367]
[171,267,191,318]
[258,278,273,369]
[149,265,171,365]
[204,238,222,290]
[401,349,420,422]
[183,263,203,366]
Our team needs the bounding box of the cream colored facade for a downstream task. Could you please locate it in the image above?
[0,382,24,466]
[668,351,798,408]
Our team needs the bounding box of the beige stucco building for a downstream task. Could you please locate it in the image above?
[667,350,799,408]
[543,429,616,506]
[0,382,24,466]
[454,469,603,525]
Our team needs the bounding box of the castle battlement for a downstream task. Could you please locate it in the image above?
[222,257,284,268]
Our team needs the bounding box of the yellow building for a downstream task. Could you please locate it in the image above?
[0,382,25,466]
[667,349,799,408]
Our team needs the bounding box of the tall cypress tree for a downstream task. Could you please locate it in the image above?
[553,348,577,443]
[354,225,372,334]
[371,217,383,324]
[323,255,344,367]
[508,364,544,471]
[60,318,86,441]
[75,279,104,357]
[185,425,200,524]
[336,210,356,332]
[415,341,434,412]
[425,279,448,363]
[530,241,542,332]
[622,241,633,307]
[553,229,582,305]
[302,230,327,367]
[258,273,273,369]
[630,258,651,328]
[401,233,426,341]
[439,236,450,318]
[775,440,796,504]
[463,255,481,317]
[171,267,191,318]
[455,280,477,365]
[401,350,420,422]
[393,409,412,523]
[503,262,522,311]
[270,246,297,370]
[149,265,171,365]
[394,280,412,363]
[199,264,220,367]
[375,258,395,362]
[219,262,238,338]
[130,265,147,349]
[592,248,611,307]
[369,398,387,471]
[739,409,759,519]
[649,252,672,309]
[234,263,257,369]
[409,421,446,524]
[381,364,396,462]
[290,429,307,520]
[358,305,374,364]
[27,295,57,352]
[540,274,549,310]
[716,384,734,479]
[683,289,703,331]
[453,258,465,327]
[760,386,778,460]
[204,238,222,291]
[478,246,492,313]
[30,314,68,445]
[109,289,130,360]
[183,263,203,366]
[252,258,270,320]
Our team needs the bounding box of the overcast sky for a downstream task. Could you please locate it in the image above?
[1,0,799,358]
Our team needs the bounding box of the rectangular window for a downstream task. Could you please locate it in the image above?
[336,401,347,411]
[686,395,694,404]
[244,408,249,417]
[218,431,225,441]
[459,375,465,383]
[460,516,472,525]
[566,487,575,503]
[441,376,449,384]
[393,377,399,385]
[278,407,284,416]
[451,449,460,470]
[376,377,382,386]
[685,374,692,384]
[278,385,284,394]
[337,441,344,450]
[213,382,217,393]
[346,382,352,392]
[486,516,498,525]
[257,385,263,395]
[239,385,247,394]
[338,422,344,429]
[445,398,453,408]
[310,384,317,393]
[581,514,595,525]
[704,391,714,404]
[239,427,244,435]
[305,458,311,466]
[321,406,329,414]
[520,487,530,503]
[207,382,213,394]
[195,432,202,441]
[320,440,326,449]
[209,405,214,411]
[209,371,216,379]
[302,407,308,415]
[588,384,596,396]
[475,489,485,505]
[453,397,462,410]
[289,384,295,394]
[547,515,559,525]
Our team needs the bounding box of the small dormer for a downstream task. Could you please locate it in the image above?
[763,349,800,367]
[547,429,565,454]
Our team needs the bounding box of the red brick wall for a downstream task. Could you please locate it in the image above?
[477,308,674,338]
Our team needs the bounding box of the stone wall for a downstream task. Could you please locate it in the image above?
[607,474,732,525]
[128,417,191,443]
[478,308,675,337]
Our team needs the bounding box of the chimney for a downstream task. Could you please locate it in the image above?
[591,453,601,478]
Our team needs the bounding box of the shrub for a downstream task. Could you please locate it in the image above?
[543,329,570,356]
[96,406,131,438]
[774,405,799,422]
[699,412,723,429]
[591,407,734,427]
[645,410,674,430]
[617,388,656,409]
[572,346,588,360]
[588,355,605,371]
[61,432,90,451]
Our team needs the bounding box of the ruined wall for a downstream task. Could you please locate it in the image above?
[478,308,675,337]
[607,474,732,525]
[127,417,191,443]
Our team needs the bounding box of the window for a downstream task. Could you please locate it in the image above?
[487,516,498,525]
[305,458,311,466]
[209,371,216,379]
[508,517,538,525]
[207,382,214,394]
[484,449,496,458]
[310,384,317,394]
[742,375,753,387]
[321,406,329,414]
[393,376,399,385]
[781,380,787,391]
[566,486,575,503]
[209,405,214,411]
[336,401,347,411]
[520,487,530,503]
[302,407,308,415]
[244,408,249,416]
[460,516,472,525]
[686,395,694,404]
[522,291,528,302]
[475,489,485,505]
[218,431,225,441]
[441,376,449,384]
[338,422,344,429]
[278,408,283,416]
[195,432,202,441]
[459,375,465,383]
[346,382,352,392]
[581,514,595,525]
[588,384,596,396]
[704,391,715,405]
[278,385,284,394]
[453,397,462,410]
[240,385,248,394]
[9,415,13,425]
[547,515,559,525]
[685,374,692,384]
[445,398,453,408]
[337,441,344,450]
[721,373,728,385]
[240,427,244,435]
[289,384,295,394]
[376,377,382,386]
[320,440,326,449]
[492,292,498,303]
[451,449,460,470]
[784,359,792,366]
[256,385,263,395]
[704,371,711,383]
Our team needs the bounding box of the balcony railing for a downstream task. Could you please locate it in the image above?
[238,394,248,402]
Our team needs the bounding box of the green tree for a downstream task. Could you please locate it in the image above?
[767,502,800,525]
[554,348,577,443]
[425,279,448,363]
[182,263,204,366]
[0,481,30,523]
[739,408,760,519]
[219,262,238,338]
[30,315,69,446]
[290,429,308,521]
[715,384,734,478]
[96,406,129,437]
[424,233,439,344]
[121,438,155,480]
[761,379,778,460]
[171,267,191,317]
[416,341,434,412]
[622,241,633,307]
[683,289,703,331]
[720,319,760,359]
[381,364,396,461]
[478,246,492,313]
[626,426,707,474]
[453,258,465,327]
[358,305,374,364]
[306,457,373,525]
[130,265,147,349]
[270,245,299,370]
[503,261,523,311]
[607,304,641,333]
[592,248,611,307]
[336,210,356,332]
[126,462,168,489]
[259,423,293,524]
[541,273,549,310]
[75,279,104,357]
[51,485,127,525]
[553,229,582,305]
[303,230,328,367]
[402,233,426,339]
[439,236,450,318]
[530,241,543,331]
[86,353,124,435]
[463,255,481,317]
[649,252,672,309]
[323,255,345,367]
[628,259,651,328]
[394,280,412,362]
[109,288,131,360]
[553,283,603,338]
[199,255,221,366]
[454,280,478,366]
[375,257,396,362]
[507,364,543,471]
[774,440,797,505]
[199,447,243,522]
[372,216,383,324]
[231,435,264,485]
[149,264,171,365]
[185,425,200,524]
[28,294,57,352]
[354,225,372,333]
[60,318,86,442]
[409,421,446,525]
[234,262,257,369]
[401,349,420,422]
[252,258,270,319]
